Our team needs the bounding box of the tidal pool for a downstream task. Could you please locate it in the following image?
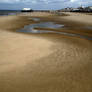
[29,18,40,21]
[32,18,40,21]
[17,22,92,40]
[85,26,92,30]
[18,22,64,33]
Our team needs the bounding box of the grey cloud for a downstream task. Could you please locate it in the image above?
[0,0,92,10]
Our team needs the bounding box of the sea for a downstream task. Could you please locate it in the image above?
[0,10,21,16]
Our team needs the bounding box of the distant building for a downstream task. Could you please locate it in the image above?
[21,8,33,12]
[58,7,73,12]
[71,8,80,12]
[89,6,92,9]
[85,6,92,12]
[56,6,92,13]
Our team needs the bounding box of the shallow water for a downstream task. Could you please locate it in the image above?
[17,22,92,40]
[32,18,40,21]
[18,22,64,33]
[28,22,64,29]
[29,18,40,21]
[56,32,92,40]
[85,26,92,30]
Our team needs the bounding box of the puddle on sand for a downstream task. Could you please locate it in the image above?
[17,22,92,40]
[56,31,92,40]
[28,22,64,29]
[29,18,40,21]
[32,18,40,21]
[18,22,64,33]
[85,26,92,30]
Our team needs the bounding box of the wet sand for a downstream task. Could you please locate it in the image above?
[0,13,92,92]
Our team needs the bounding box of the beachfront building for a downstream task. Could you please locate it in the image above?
[85,6,92,12]
[89,6,92,10]
[55,6,92,13]
[62,7,73,12]
[77,6,92,12]
[71,8,80,12]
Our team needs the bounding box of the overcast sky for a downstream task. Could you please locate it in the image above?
[0,0,92,10]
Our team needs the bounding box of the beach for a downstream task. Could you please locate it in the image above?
[61,12,92,24]
[0,12,92,92]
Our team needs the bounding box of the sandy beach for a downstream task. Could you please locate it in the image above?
[61,12,92,25]
[0,12,92,92]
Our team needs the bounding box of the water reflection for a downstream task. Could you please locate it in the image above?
[18,22,64,33]
[32,18,40,21]
[85,26,92,30]
[28,18,40,21]
[17,22,92,40]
